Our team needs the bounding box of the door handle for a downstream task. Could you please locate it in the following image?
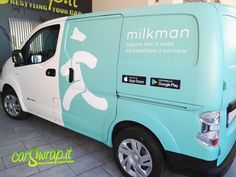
[46,68,56,77]
[69,68,74,83]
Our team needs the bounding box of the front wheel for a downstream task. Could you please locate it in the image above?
[113,126,165,177]
[2,89,27,120]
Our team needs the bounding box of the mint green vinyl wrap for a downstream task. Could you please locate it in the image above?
[59,3,236,166]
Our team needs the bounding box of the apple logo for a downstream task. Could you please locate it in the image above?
[124,76,128,82]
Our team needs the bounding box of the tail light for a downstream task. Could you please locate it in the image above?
[197,111,220,147]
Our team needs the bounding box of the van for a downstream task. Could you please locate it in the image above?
[0,3,236,177]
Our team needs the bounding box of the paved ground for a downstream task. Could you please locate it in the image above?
[0,103,235,177]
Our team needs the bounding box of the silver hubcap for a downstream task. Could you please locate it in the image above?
[4,94,21,117]
[118,139,153,177]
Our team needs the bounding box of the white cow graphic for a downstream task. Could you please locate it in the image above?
[61,27,108,111]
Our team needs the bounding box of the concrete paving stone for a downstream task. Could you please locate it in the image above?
[23,132,70,149]
[77,167,111,177]
[69,140,106,160]
[39,130,76,141]
[0,112,14,124]
[69,148,113,175]
[0,142,25,157]
[38,125,69,135]
[30,164,75,177]
[0,115,12,122]
[13,117,62,134]
[0,130,41,147]
[13,126,37,135]
[102,161,123,177]
[51,135,92,150]
[26,142,54,151]
[90,148,113,164]
[0,158,5,171]
[0,163,39,177]
[68,153,103,175]
[0,117,36,130]
[0,128,15,138]
[0,118,11,125]
[33,119,76,135]
[37,163,60,172]
[0,121,14,129]
[2,153,25,169]
[102,161,122,177]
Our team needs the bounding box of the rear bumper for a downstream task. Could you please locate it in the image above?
[166,141,236,177]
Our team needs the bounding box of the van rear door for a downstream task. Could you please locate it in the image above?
[218,14,236,165]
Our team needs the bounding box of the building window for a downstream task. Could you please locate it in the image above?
[8,18,40,50]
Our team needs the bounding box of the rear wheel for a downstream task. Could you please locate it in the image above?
[2,89,27,120]
[113,126,165,177]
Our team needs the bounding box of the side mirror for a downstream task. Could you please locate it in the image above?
[12,50,24,65]
[30,54,42,64]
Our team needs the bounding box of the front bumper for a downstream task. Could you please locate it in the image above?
[166,141,236,177]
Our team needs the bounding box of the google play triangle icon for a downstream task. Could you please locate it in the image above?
[152,79,158,86]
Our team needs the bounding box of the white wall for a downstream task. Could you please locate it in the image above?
[92,0,149,12]
[153,0,183,5]
[221,0,236,8]
[92,0,189,12]
[92,0,236,12]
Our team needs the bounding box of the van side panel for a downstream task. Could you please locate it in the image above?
[113,6,223,162]
[59,15,123,142]
[118,14,222,108]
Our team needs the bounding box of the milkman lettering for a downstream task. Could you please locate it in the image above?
[127,27,190,40]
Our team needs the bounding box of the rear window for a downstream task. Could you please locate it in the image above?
[120,15,199,66]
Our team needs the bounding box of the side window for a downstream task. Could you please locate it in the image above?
[22,25,60,65]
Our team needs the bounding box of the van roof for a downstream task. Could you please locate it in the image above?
[44,3,236,25]
[68,3,236,19]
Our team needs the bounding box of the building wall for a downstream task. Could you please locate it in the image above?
[221,0,236,8]
[93,0,236,12]
[92,0,149,12]
[149,0,184,5]
[0,0,92,69]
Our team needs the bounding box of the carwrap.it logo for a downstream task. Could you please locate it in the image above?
[0,0,9,4]
[11,147,75,167]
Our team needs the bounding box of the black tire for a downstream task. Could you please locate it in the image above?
[113,126,165,177]
[1,89,28,120]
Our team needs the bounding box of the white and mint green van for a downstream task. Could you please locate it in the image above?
[0,3,236,177]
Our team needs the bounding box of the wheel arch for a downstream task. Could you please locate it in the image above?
[112,121,166,151]
[2,84,14,93]
[1,82,27,112]
[107,118,180,154]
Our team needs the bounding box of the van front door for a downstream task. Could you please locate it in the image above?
[15,25,61,121]
[59,15,123,141]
